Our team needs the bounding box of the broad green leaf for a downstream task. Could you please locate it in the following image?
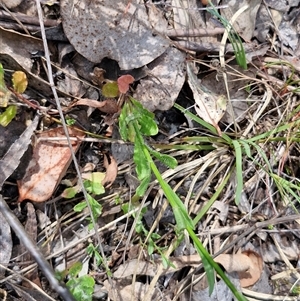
[139,114,158,136]
[134,140,150,180]
[67,275,95,301]
[68,262,83,278]
[61,186,80,199]
[12,71,28,93]
[102,82,119,98]
[0,105,17,126]
[88,195,102,218]
[73,201,87,212]
[161,255,169,269]
[148,147,177,169]
[84,179,105,195]
[151,232,161,240]
[130,97,155,119]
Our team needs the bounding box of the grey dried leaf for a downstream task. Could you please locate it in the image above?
[0,211,12,276]
[0,114,39,189]
[60,0,170,70]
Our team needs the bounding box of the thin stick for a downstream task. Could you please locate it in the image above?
[0,196,75,301]
[35,0,112,297]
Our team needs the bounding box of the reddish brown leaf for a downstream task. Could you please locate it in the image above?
[18,127,85,203]
[102,153,118,187]
[117,75,134,94]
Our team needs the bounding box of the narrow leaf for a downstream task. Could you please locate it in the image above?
[0,63,11,107]
[0,105,17,126]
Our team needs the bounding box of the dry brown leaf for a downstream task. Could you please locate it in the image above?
[102,153,118,188]
[18,127,84,203]
[238,250,263,287]
[71,98,119,114]
[215,253,251,273]
[215,250,263,287]
[186,62,226,135]
[104,279,159,301]
[114,254,201,278]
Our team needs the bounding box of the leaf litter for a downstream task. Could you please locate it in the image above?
[1,0,300,300]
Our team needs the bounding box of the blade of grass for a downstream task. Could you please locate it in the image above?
[193,166,233,225]
[174,103,232,144]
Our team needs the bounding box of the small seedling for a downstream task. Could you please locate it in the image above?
[56,262,95,301]
[0,63,27,125]
[62,172,105,229]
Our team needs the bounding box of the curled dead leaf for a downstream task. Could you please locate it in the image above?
[238,250,263,287]
[102,153,118,187]
[215,250,263,287]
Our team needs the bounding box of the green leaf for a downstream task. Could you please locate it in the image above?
[147,239,155,255]
[73,201,87,212]
[0,105,17,126]
[102,82,119,98]
[136,174,151,196]
[68,262,83,278]
[207,5,247,70]
[134,139,150,180]
[151,232,161,240]
[88,195,102,219]
[67,275,95,301]
[174,103,232,144]
[61,186,79,199]
[0,63,11,107]
[148,147,177,168]
[84,179,105,195]
[139,114,158,136]
[119,102,129,140]
[12,71,28,93]
[161,254,170,269]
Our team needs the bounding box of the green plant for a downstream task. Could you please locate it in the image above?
[121,202,171,263]
[56,262,95,301]
[207,2,247,69]
[63,172,105,229]
[119,97,248,300]
[0,63,27,126]
[87,243,103,267]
